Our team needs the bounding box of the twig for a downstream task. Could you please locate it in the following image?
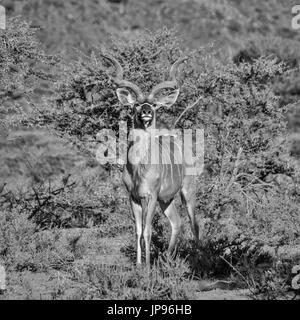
[173,96,202,127]
[219,255,257,297]
[232,147,243,178]
[225,147,243,192]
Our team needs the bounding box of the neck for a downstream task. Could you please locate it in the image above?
[128,119,156,167]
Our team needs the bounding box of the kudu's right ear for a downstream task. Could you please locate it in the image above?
[116,88,136,106]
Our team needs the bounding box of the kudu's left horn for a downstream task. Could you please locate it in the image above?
[147,56,188,102]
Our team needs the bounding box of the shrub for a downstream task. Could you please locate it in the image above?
[0,16,58,133]
[0,167,117,229]
[0,209,83,272]
[70,254,195,300]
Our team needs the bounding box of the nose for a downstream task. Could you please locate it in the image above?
[142,109,152,116]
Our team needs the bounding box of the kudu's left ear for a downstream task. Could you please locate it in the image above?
[154,89,180,109]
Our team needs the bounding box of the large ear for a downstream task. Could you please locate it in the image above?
[116,88,137,106]
[154,89,180,109]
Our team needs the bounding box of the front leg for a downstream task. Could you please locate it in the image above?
[141,195,157,266]
[130,197,143,265]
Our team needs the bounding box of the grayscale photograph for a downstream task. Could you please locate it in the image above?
[0,0,299,303]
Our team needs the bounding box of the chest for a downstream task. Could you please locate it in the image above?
[123,130,184,200]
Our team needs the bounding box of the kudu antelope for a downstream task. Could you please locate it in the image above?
[100,53,199,265]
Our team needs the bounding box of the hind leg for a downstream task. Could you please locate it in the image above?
[159,199,182,255]
[181,176,199,243]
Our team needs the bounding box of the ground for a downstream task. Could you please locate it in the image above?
[0,228,251,300]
